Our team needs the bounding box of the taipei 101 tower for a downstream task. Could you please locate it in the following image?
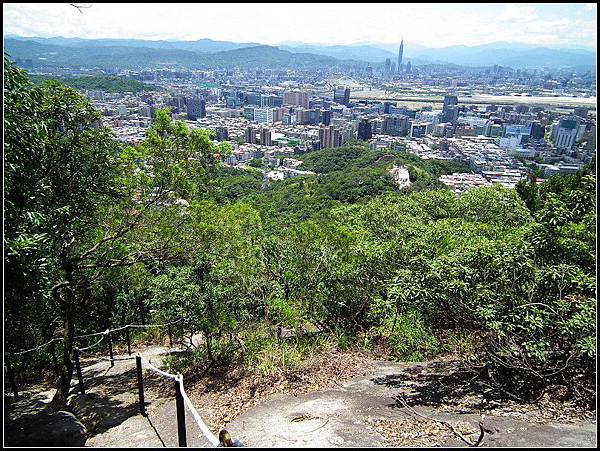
[397,39,404,73]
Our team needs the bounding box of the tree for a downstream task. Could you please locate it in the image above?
[4,56,227,406]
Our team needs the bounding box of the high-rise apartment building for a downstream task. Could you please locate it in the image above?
[333,86,350,106]
[215,127,229,142]
[283,91,309,108]
[186,98,206,120]
[254,107,275,124]
[551,116,580,150]
[319,125,335,149]
[245,126,257,144]
[260,127,272,146]
[357,118,373,141]
[442,95,459,123]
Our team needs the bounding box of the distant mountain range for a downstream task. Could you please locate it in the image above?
[3,38,363,70]
[4,35,596,71]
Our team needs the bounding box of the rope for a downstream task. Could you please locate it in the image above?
[7,318,185,357]
[137,350,220,446]
[78,348,135,362]
[177,376,220,446]
[74,330,106,339]
[128,318,184,329]
[139,354,179,381]
[78,330,109,352]
[9,338,58,356]
[109,325,130,333]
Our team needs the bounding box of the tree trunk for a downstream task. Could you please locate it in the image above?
[51,290,75,408]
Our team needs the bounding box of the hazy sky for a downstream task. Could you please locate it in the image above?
[3,3,597,49]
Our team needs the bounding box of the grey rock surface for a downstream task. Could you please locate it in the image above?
[5,409,87,447]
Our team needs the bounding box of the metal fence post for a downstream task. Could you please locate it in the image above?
[126,326,132,356]
[135,354,146,416]
[50,340,60,375]
[5,353,19,401]
[175,376,187,447]
[74,347,85,394]
[107,331,114,367]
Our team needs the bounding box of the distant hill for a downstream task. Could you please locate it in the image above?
[4,36,596,70]
[410,43,596,70]
[3,38,364,70]
[4,38,204,69]
[5,35,260,53]
[279,43,397,63]
[28,74,161,93]
[194,45,363,69]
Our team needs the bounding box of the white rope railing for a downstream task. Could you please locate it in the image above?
[78,329,109,352]
[5,317,236,447]
[137,353,222,446]
[10,338,58,356]
[7,318,185,355]
[139,354,179,381]
[78,348,135,362]
[178,376,220,447]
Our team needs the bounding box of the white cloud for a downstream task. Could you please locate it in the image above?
[2,3,597,49]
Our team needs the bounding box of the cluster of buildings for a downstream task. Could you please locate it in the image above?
[51,40,594,195]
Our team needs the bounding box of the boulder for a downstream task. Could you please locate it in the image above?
[5,410,87,446]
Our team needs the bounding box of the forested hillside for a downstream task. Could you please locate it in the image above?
[4,57,596,411]
[28,74,161,93]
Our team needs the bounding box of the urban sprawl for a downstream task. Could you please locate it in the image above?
[34,41,596,193]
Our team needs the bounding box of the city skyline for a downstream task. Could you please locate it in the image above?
[3,3,597,50]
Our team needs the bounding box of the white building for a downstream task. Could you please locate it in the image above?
[254,108,275,124]
[389,165,411,189]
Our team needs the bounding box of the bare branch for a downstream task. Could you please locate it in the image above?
[70,3,93,14]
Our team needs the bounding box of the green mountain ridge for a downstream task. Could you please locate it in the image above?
[4,38,365,70]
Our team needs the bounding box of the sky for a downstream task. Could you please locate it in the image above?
[3,3,597,50]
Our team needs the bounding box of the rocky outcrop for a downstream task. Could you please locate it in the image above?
[5,410,87,446]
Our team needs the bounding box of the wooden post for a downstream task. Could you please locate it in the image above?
[50,340,60,375]
[168,324,173,348]
[107,332,114,367]
[135,354,146,416]
[5,353,19,401]
[74,347,85,394]
[126,326,132,356]
[175,376,187,447]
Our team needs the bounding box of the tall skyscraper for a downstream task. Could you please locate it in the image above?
[397,39,404,74]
